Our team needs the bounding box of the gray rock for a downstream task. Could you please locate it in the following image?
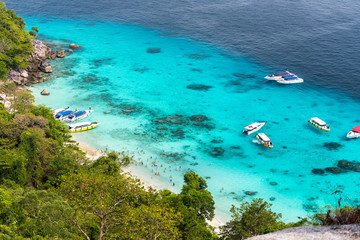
[248,224,360,240]
[69,43,82,49]
[41,89,50,95]
[209,147,225,157]
[40,62,52,73]
[56,50,66,58]
[19,69,28,78]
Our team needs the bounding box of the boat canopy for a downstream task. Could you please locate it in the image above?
[258,133,270,141]
[69,110,85,118]
[274,72,289,76]
[282,75,295,78]
[283,76,298,80]
[55,110,72,117]
[352,125,360,132]
[311,117,326,126]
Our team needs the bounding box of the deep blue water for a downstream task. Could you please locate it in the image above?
[3,0,360,223]
[5,0,360,99]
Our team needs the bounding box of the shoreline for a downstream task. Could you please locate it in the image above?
[76,141,224,231]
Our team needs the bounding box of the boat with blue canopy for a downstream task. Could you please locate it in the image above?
[64,108,94,122]
[55,110,74,120]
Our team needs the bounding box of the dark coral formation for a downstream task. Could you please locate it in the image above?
[147,48,161,53]
[323,142,343,151]
[186,84,213,91]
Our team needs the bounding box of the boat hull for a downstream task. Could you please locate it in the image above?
[308,120,330,132]
[69,122,100,133]
[243,122,266,135]
[346,131,360,139]
[277,78,304,84]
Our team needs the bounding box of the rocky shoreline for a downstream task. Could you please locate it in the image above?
[5,39,81,87]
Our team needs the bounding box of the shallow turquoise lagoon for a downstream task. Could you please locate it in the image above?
[28,17,360,223]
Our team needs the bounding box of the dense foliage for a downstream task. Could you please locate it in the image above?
[0,2,34,80]
[219,198,306,240]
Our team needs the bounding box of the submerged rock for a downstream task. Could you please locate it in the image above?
[323,142,343,151]
[190,115,208,122]
[269,182,278,186]
[186,84,213,91]
[312,169,325,175]
[337,160,360,172]
[245,191,257,196]
[269,197,276,201]
[209,147,225,157]
[156,126,167,130]
[233,73,256,79]
[325,167,342,174]
[185,54,211,59]
[171,130,185,137]
[146,48,161,53]
[41,89,50,95]
[152,115,185,125]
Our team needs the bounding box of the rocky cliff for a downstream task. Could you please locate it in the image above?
[6,39,75,85]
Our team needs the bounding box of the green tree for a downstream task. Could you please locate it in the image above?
[58,172,142,240]
[180,171,215,220]
[220,198,284,239]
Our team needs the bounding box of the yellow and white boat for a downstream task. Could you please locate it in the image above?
[255,133,273,149]
[308,117,330,132]
[68,122,100,133]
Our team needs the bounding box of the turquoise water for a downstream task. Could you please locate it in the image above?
[28,17,360,223]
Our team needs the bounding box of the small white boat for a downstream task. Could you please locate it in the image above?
[54,109,75,121]
[264,71,291,80]
[243,121,266,135]
[346,125,360,139]
[308,117,330,132]
[64,109,94,122]
[255,133,273,149]
[53,107,70,116]
[68,122,100,133]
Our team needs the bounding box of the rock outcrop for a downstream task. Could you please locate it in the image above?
[69,43,82,49]
[41,89,50,95]
[248,224,360,240]
[6,39,73,86]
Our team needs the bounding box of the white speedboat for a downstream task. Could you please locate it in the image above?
[64,109,94,122]
[255,133,273,149]
[54,109,75,121]
[264,71,291,80]
[308,117,330,132]
[53,107,70,116]
[243,121,266,135]
[346,125,360,139]
[68,122,100,133]
[277,75,304,84]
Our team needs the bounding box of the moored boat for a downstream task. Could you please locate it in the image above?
[53,107,70,116]
[308,117,330,132]
[68,122,100,133]
[64,109,94,122]
[54,109,75,121]
[255,133,273,148]
[346,125,360,139]
[264,71,291,80]
[243,121,266,135]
